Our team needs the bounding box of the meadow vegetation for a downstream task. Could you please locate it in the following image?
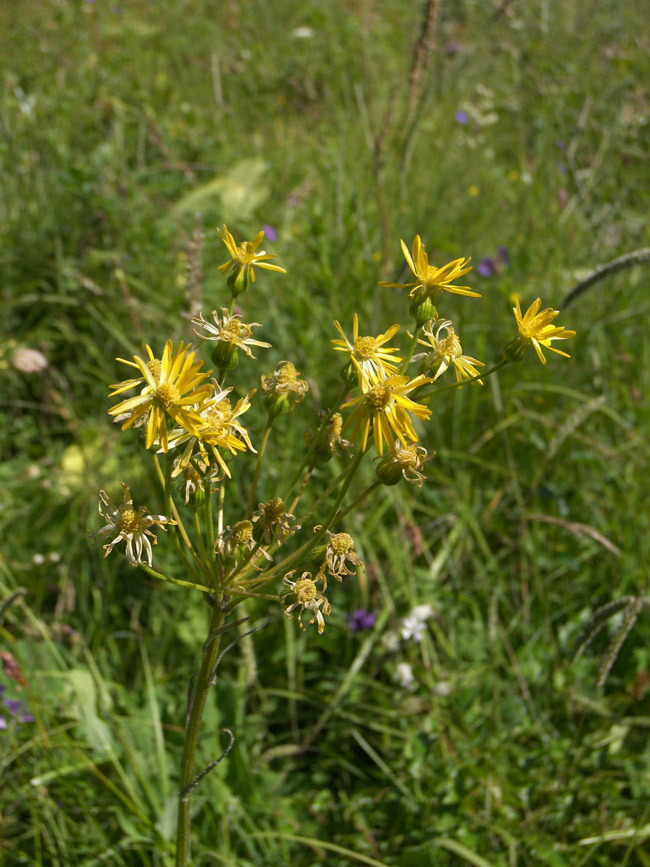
[1,1,650,864]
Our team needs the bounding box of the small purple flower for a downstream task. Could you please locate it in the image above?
[0,716,6,730]
[477,257,496,277]
[455,110,469,125]
[262,224,277,242]
[347,609,377,632]
[3,696,35,724]
[497,246,510,266]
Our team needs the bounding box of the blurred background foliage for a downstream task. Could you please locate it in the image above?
[1,0,650,864]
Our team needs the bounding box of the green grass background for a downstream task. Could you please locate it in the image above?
[1,0,650,864]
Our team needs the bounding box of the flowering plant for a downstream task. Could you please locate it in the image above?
[95,225,574,866]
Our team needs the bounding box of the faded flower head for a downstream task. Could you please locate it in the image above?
[305,411,351,463]
[261,361,309,416]
[342,374,432,456]
[219,519,256,557]
[413,319,484,384]
[505,297,576,364]
[332,314,402,384]
[94,483,175,567]
[376,442,431,487]
[252,497,297,544]
[323,531,363,582]
[192,307,271,363]
[109,340,213,451]
[282,571,331,634]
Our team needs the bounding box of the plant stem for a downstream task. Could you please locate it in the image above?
[245,419,273,518]
[139,563,213,595]
[282,382,348,501]
[176,601,224,867]
[417,358,510,401]
[331,480,381,527]
[399,328,420,375]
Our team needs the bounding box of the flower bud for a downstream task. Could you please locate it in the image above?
[210,342,239,370]
[226,263,250,298]
[409,289,438,327]
[502,335,530,363]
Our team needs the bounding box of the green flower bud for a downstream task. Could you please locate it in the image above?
[502,335,530,363]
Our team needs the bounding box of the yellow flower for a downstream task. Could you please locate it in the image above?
[192,308,271,359]
[168,387,256,479]
[510,298,576,364]
[217,224,286,293]
[94,483,175,567]
[380,235,480,300]
[332,314,402,383]
[109,340,213,451]
[282,571,331,634]
[413,319,484,384]
[342,374,432,456]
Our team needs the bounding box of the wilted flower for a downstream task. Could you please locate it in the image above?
[323,531,363,582]
[94,484,175,567]
[413,319,484,384]
[305,412,350,463]
[218,520,256,557]
[252,497,297,544]
[376,442,431,487]
[261,361,308,416]
[192,308,271,362]
[282,571,331,634]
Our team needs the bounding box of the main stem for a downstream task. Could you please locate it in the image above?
[176,601,224,867]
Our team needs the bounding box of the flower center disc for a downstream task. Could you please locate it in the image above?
[354,336,377,360]
[367,384,393,411]
[154,382,181,409]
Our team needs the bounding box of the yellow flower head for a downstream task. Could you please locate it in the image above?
[380,235,480,300]
[413,319,484,384]
[510,297,576,364]
[342,373,432,456]
[217,224,286,294]
[168,386,256,479]
[332,314,402,384]
[109,340,213,452]
[94,483,175,567]
[192,308,271,359]
[282,571,331,634]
